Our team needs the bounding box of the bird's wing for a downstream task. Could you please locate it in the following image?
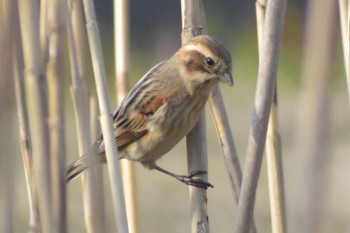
[112,61,168,149]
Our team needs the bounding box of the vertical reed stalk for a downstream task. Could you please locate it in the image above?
[208,87,242,201]
[338,0,350,107]
[14,45,40,233]
[12,0,40,231]
[40,0,48,61]
[256,1,287,232]
[208,88,258,233]
[47,0,67,231]
[81,0,129,231]
[265,93,286,233]
[115,1,138,233]
[234,0,286,232]
[0,0,15,231]
[18,0,53,231]
[296,1,336,232]
[0,107,14,233]
[181,0,210,232]
[68,0,106,231]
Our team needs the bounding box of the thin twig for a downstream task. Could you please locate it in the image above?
[234,0,287,232]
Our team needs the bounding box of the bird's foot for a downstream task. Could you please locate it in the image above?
[154,165,214,189]
[177,170,214,189]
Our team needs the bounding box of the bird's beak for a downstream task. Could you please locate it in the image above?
[219,70,234,86]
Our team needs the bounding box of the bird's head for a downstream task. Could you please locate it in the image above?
[176,35,233,93]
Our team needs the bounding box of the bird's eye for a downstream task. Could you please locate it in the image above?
[205,57,215,66]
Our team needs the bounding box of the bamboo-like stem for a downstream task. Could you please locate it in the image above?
[115,0,129,101]
[40,0,48,62]
[256,1,287,232]
[12,0,40,231]
[181,1,210,232]
[296,1,336,232]
[14,44,40,233]
[234,0,286,232]
[338,0,350,107]
[0,118,14,233]
[47,0,67,232]
[115,1,138,233]
[68,0,106,232]
[89,96,105,231]
[186,113,209,232]
[81,0,129,232]
[18,0,53,232]
[0,113,15,233]
[90,96,99,146]
[0,0,15,231]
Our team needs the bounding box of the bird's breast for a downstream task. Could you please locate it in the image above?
[124,91,210,168]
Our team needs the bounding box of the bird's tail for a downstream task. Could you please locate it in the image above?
[66,152,102,182]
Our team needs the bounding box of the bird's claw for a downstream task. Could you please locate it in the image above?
[178,170,214,189]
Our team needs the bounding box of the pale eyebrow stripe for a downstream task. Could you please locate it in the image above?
[182,41,218,58]
[183,43,198,51]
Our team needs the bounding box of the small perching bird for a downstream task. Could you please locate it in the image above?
[66,35,233,189]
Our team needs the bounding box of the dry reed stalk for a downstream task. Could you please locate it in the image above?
[234,0,286,232]
[181,0,210,232]
[68,0,106,231]
[295,1,336,232]
[40,0,48,62]
[46,0,67,231]
[12,0,40,231]
[18,0,54,231]
[90,96,99,147]
[0,0,15,231]
[115,1,138,232]
[81,0,129,231]
[0,118,14,233]
[14,48,40,233]
[0,112,14,233]
[208,87,242,200]
[201,2,256,232]
[208,88,258,233]
[338,0,350,106]
[265,92,286,233]
[255,1,287,232]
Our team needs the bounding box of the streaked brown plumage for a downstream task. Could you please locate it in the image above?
[66,35,233,188]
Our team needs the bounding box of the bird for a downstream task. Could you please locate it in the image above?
[66,35,233,189]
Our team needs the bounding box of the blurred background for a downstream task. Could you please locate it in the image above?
[3,0,349,232]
